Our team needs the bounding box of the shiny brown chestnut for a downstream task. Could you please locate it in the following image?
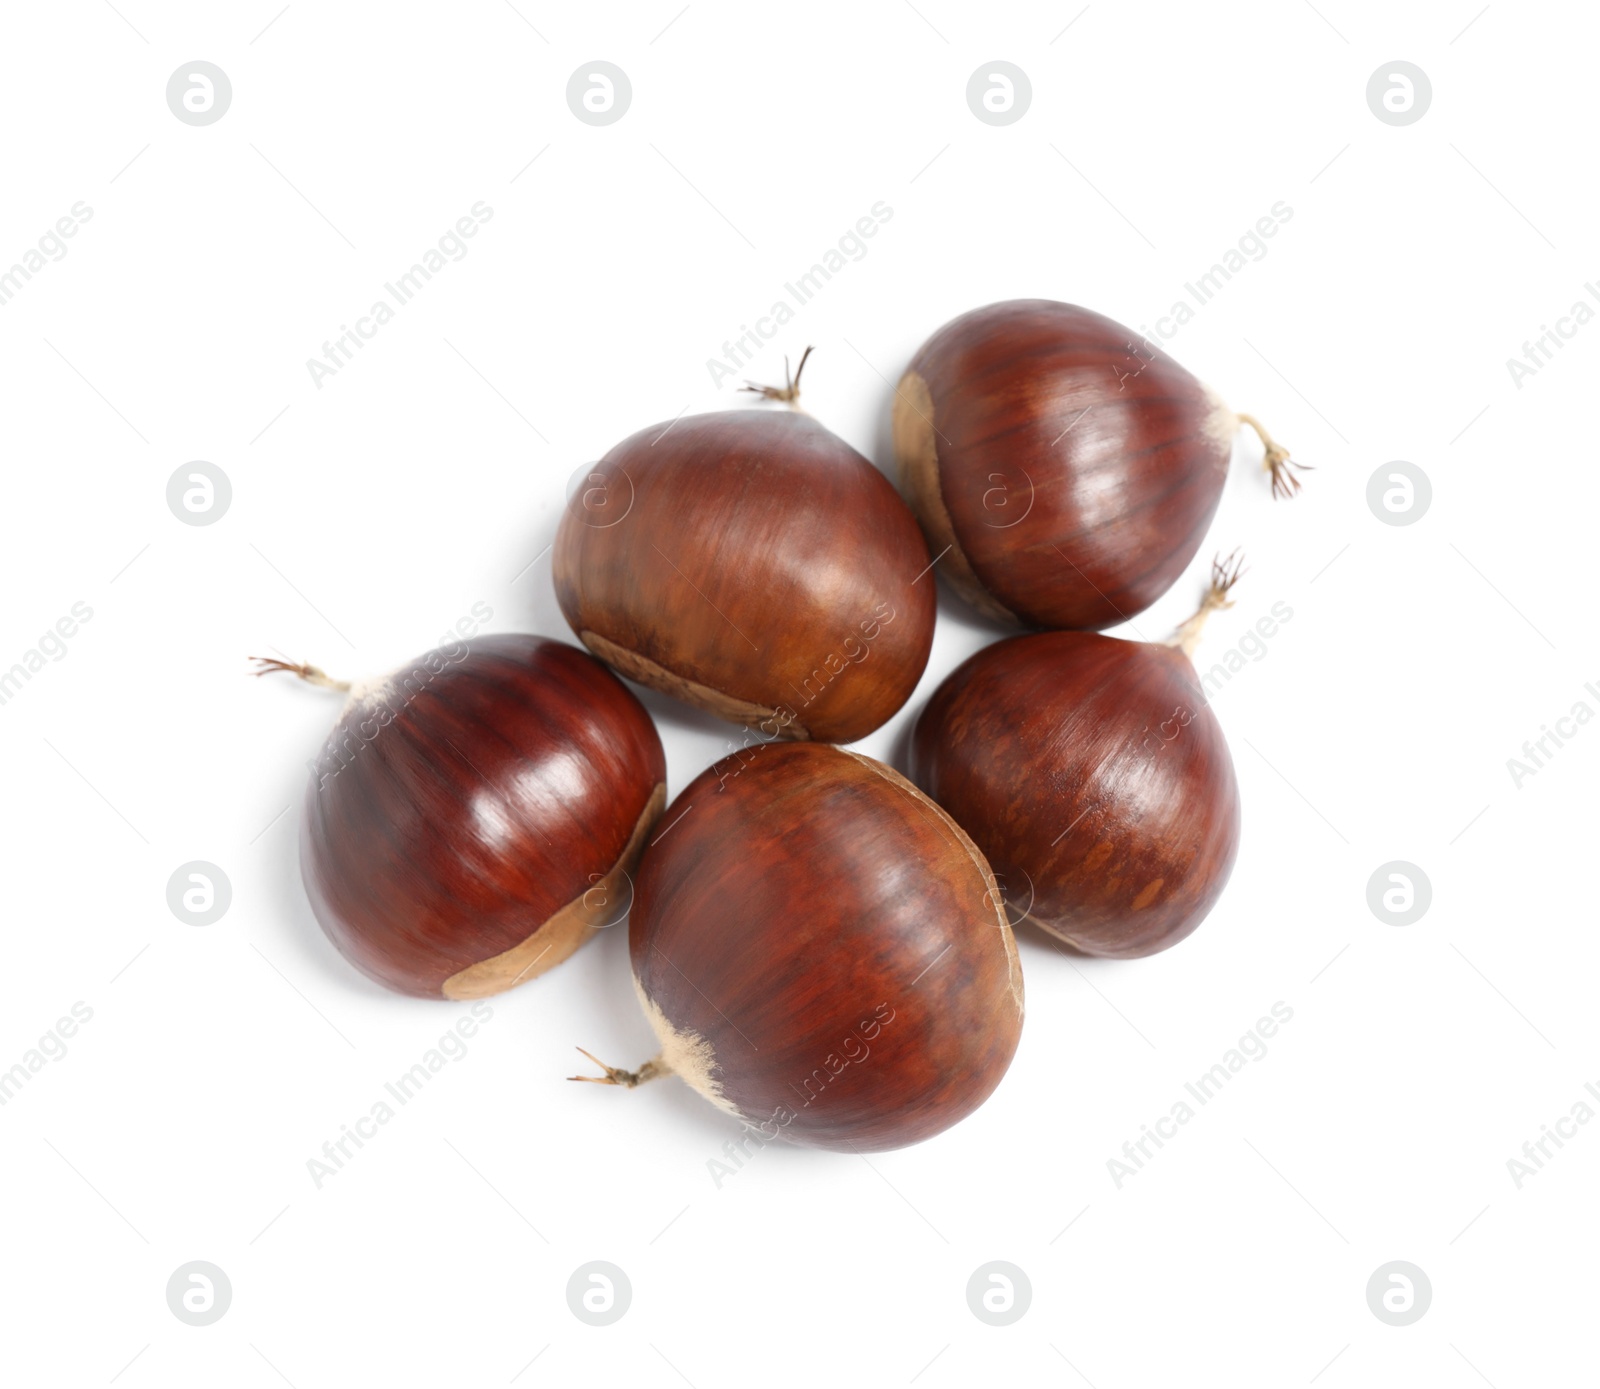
[573,742,1024,1152]
[554,394,936,745]
[894,298,1304,630]
[910,557,1244,958]
[255,635,666,998]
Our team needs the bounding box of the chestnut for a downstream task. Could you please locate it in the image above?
[910,559,1243,958]
[262,635,666,998]
[554,408,936,743]
[575,742,1024,1151]
[894,298,1302,630]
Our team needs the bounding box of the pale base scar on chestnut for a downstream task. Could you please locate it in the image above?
[442,781,666,1000]
[892,369,1019,625]
[579,629,810,741]
[570,977,745,1121]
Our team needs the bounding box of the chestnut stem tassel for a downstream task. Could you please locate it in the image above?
[569,1047,671,1088]
[1235,412,1311,501]
[1165,549,1245,659]
[250,656,352,692]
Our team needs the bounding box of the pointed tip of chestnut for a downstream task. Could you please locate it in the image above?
[298,635,666,998]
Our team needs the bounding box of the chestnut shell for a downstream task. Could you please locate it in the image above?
[910,631,1240,958]
[894,299,1233,630]
[554,410,936,744]
[628,742,1023,1152]
[301,634,666,998]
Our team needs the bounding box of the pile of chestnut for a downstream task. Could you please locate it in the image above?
[262,299,1301,1154]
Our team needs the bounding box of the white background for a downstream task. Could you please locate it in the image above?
[2,1,1595,1385]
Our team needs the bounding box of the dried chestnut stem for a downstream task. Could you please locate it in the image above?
[1165,550,1245,659]
[1235,413,1311,500]
[568,1047,671,1088]
[739,345,813,405]
[250,656,352,692]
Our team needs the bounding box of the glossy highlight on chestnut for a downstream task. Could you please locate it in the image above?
[261,634,666,998]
